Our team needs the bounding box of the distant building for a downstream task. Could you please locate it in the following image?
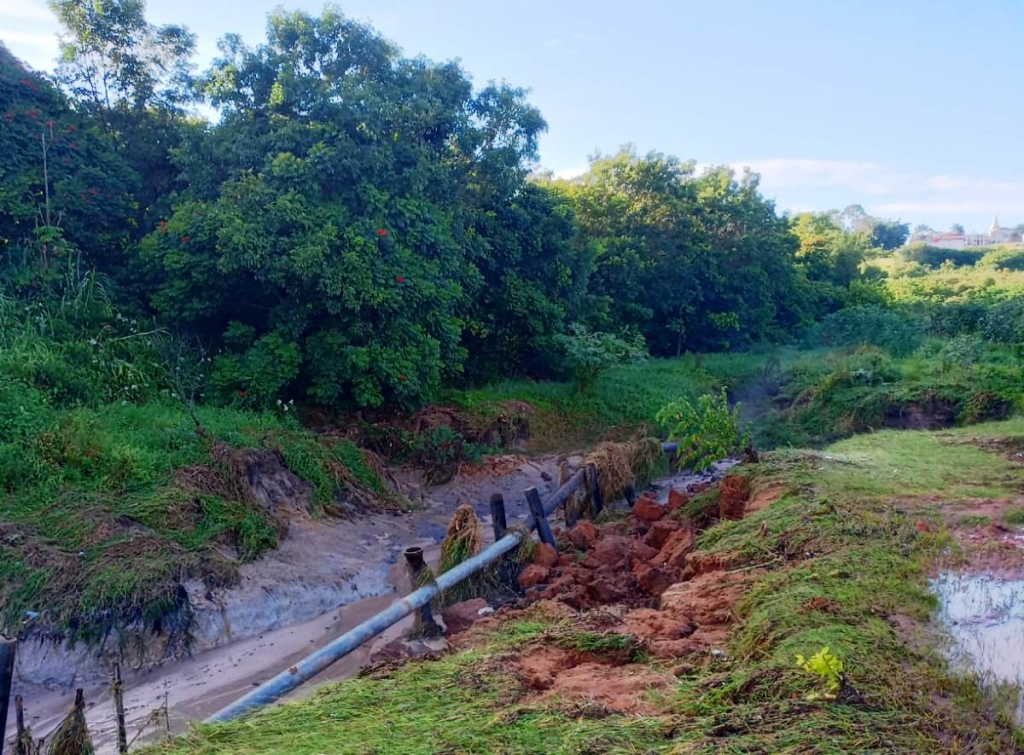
[913,216,1019,249]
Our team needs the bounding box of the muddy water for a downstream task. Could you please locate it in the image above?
[932,572,1024,718]
[4,454,733,753]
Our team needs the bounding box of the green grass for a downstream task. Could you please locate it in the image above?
[451,347,823,453]
[0,401,404,642]
[757,344,1024,449]
[149,419,1024,754]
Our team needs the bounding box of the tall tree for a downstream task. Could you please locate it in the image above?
[141,8,549,408]
[50,0,195,115]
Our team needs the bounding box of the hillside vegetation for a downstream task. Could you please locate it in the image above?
[4,6,1024,750]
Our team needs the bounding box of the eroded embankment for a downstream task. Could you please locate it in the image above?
[146,424,1024,754]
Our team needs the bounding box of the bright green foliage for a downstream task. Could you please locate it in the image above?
[549,150,807,355]
[805,305,926,356]
[137,8,553,409]
[795,646,845,700]
[554,324,646,394]
[657,388,748,470]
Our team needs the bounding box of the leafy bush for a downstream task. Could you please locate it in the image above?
[555,324,647,394]
[209,330,302,409]
[805,305,925,357]
[898,243,985,269]
[940,334,986,370]
[979,247,1024,271]
[656,389,748,471]
[981,297,1024,346]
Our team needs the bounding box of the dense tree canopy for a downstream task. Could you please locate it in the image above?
[0,3,904,411]
[551,150,804,354]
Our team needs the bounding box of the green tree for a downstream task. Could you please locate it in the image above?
[140,8,549,409]
[551,148,803,355]
[50,0,195,114]
[0,44,137,269]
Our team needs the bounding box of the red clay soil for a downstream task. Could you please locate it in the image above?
[449,474,772,714]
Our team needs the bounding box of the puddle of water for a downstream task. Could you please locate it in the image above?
[932,572,1024,718]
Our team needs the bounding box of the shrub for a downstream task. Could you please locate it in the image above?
[555,324,647,394]
[656,389,748,471]
[898,243,985,269]
[805,305,925,357]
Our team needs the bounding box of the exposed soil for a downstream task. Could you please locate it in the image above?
[4,451,587,753]
[883,399,959,430]
[444,471,766,715]
[6,448,747,754]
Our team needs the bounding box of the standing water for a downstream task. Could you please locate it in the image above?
[932,572,1024,719]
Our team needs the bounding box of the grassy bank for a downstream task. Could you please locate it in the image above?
[149,419,1024,754]
[450,349,814,452]
[0,401,404,643]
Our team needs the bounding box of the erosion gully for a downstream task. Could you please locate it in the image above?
[4,453,730,754]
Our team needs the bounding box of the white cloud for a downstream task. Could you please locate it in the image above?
[0,1,53,23]
[731,158,891,194]
[2,29,57,47]
[553,165,588,180]
[722,157,1024,228]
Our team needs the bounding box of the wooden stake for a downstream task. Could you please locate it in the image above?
[489,494,507,541]
[114,663,128,754]
[525,488,557,549]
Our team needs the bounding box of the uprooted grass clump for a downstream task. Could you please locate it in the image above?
[148,419,1024,754]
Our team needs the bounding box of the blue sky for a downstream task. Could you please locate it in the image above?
[3,0,1022,232]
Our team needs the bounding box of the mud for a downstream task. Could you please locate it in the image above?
[5,454,744,753]
[933,572,1024,721]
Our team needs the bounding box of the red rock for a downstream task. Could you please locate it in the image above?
[589,575,629,604]
[633,495,666,522]
[679,550,738,580]
[558,585,591,610]
[534,542,559,568]
[593,535,633,567]
[653,528,696,570]
[718,476,750,521]
[441,598,490,635]
[557,554,575,567]
[566,520,599,550]
[643,518,681,549]
[519,564,551,588]
[630,541,659,565]
[597,520,630,538]
[632,562,676,596]
[667,488,690,512]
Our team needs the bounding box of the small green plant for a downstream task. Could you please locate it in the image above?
[657,389,749,471]
[795,646,845,701]
[555,324,647,394]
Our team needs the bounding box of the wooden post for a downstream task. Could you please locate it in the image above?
[489,493,507,541]
[588,463,604,518]
[0,639,15,755]
[14,695,26,755]
[525,488,557,549]
[402,547,441,636]
[558,462,576,527]
[113,663,128,755]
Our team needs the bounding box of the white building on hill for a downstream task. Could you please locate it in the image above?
[915,216,1018,249]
